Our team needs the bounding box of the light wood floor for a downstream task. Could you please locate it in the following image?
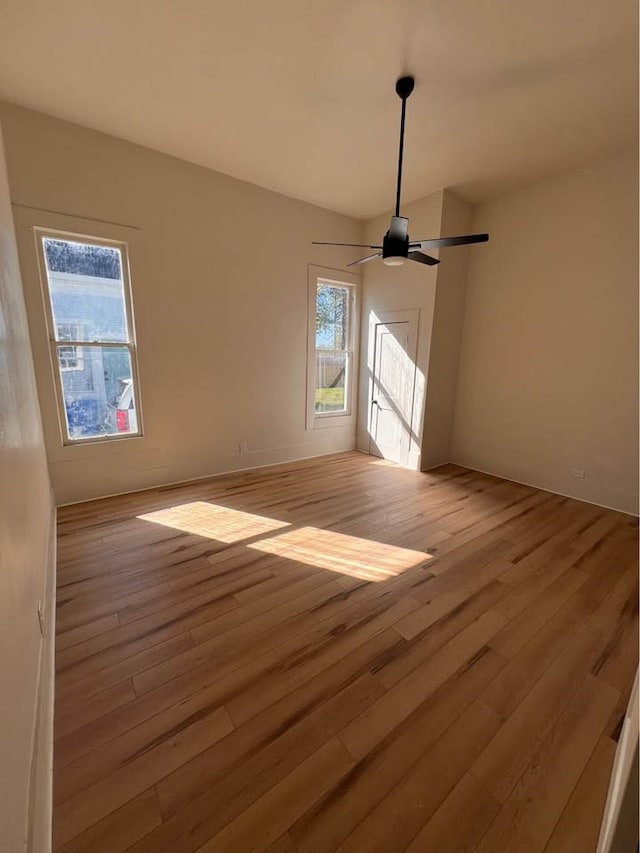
[53,451,638,852]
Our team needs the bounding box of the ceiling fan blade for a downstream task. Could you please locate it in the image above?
[408,251,440,266]
[388,216,409,240]
[312,241,383,249]
[410,233,489,250]
[348,252,382,267]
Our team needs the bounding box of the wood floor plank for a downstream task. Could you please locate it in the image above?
[289,646,506,852]
[339,609,506,760]
[544,735,617,853]
[162,673,384,848]
[371,579,511,689]
[590,561,639,635]
[125,808,194,853]
[472,624,613,803]
[127,631,400,853]
[420,535,511,581]
[134,576,342,694]
[264,833,297,852]
[474,674,619,853]
[56,552,203,607]
[117,566,269,625]
[337,700,501,852]
[54,788,162,853]
[57,660,286,804]
[55,580,172,634]
[394,557,512,639]
[225,594,421,727]
[57,582,392,770]
[500,494,574,550]
[436,490,548,547]
[53,706,234,847]
[55,632,195,710]
[56,613,120,651]
[154,627,399,818]
[404,773,501,853]
[195,737,354,853]
[54,646,276,770]
[489,562,590,659]
[54,679,136,742]
[52,451,637,852]
[494,556,585,620]
[56,615,205,682]
[500,506,602,584]
[437,482,537,535]
[592,611,639,694]
[482,576,597,718]
[192,569,348,646]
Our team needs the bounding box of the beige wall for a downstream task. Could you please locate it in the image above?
[452,152,639,514]
[0,126,55,851]
[0,103,363,505]
[421,190,473,468]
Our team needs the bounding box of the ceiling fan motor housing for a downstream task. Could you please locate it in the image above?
[382,231,409,260]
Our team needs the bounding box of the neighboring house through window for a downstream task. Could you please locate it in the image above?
[56,322,85,371]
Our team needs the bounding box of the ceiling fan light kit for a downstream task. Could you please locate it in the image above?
[313,75,489,269]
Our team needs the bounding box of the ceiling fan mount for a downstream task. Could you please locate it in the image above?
[395,75,415,100]
[313,74,489,269]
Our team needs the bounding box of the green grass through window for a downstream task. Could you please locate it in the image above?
[315,387,345,411]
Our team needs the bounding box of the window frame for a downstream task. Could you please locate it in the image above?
[35,227,144,445]
[306,265,359,431]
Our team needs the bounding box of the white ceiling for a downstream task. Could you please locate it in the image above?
[0,0,636,218]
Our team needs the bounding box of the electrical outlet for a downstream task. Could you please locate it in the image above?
[37,602,45,637]
[239,441,248,454]
[570,468,586,480]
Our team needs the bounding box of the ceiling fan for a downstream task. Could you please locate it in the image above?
[313,75,489,268]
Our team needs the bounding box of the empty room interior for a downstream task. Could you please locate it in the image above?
[1,2,638,851]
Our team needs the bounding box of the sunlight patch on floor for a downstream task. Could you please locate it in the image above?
[248,526,431,581]
[365,457,410,469]
[137,501,289,543]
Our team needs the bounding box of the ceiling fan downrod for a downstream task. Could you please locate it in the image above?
[394,75,415,218]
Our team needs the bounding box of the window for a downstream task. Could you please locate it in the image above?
[37,231,142,443]
[307,267,358,429]
[315,283,351,414]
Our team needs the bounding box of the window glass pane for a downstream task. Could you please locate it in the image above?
[316,284,348,350]
[315,350,347,413]
[57,345,138,439]
[43,238,128,342]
